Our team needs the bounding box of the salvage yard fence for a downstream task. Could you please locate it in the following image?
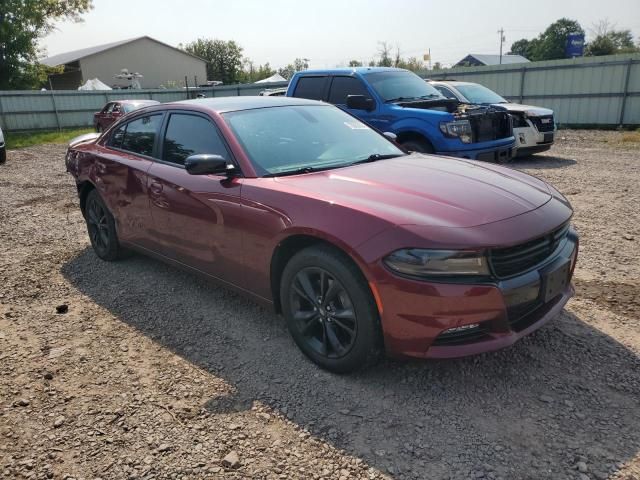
[0,82,287,132]
[0,53,638,131]
[425,53,640,127]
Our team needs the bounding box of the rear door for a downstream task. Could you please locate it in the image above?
[290,76,329,101]
[93,112,163,250]
[146,111,245,285]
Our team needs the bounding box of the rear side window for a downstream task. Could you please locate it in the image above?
[435,86,457,100]
[292,76,328,101]
[108,114,162,156]
[328,76,370,104]
[162,113,229,166]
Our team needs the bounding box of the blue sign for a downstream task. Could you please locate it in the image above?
[566,33,585,57]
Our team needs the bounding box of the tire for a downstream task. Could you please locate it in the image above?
[280,245,383,373]
[0,147,6,164]
[400,139,434,154]
[84,189,124,261]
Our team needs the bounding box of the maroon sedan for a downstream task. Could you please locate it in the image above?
[66,97,578,373]
[93,99,159,132]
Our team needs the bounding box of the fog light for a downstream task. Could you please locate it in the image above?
[443,323,480,334]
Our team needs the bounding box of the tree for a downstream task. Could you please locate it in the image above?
[277,58,309,80]
[182,38,244,84]
[238,60,275,83]
[0,0,93,89]
[432,61,443,71]
[585,20,639,56]
[376,41,393,67]
[348,59,363,67]
[509,18,584,61]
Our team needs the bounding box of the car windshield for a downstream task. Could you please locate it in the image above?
[455,84,507,104]
[223,105,405,176]
[366,71,444,102]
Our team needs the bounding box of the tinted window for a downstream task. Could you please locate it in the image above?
[118,114,162,156]
[108,123,126,148]
[366,71,444,101]
[328,76,370,105]
[162,114,229,166]
[435,86,458,100]
[292,76,328,100]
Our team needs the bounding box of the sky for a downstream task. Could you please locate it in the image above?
[41,0,640,69]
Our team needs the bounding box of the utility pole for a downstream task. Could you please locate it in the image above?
[498,27,505,64]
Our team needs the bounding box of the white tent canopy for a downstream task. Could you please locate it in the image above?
[78,78,112,91]
[254,73,287,84]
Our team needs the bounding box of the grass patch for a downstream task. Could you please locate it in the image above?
[621,130,640,143]
[5,127,95,149]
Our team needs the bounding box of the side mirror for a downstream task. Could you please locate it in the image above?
[383,131,397,141]
[346,95,375,111]
[185,154,235,176]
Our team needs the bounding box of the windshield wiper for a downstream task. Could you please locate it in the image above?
[350,153,405,165]
[263,166,318,177]
[385,96,419,103]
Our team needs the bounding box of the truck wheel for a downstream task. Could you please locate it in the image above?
[401,139,434,154]
[0,147,6,164]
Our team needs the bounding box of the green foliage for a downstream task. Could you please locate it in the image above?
[238,61,275,83]
[376,42,393,67]
[278,58,309,80]
[5,127,93,149]
[0,0,93,89]
[182,38,244,84]
[585,28,638,56]
[509,18,584,61]
[348,60,363,67]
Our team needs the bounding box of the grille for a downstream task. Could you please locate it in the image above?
[489,223,569,278]
[470,111,512,142]
[530,115,555,132]
[507,296,562,332]
[432,324,490,346]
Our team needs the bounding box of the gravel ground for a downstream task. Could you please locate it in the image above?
[1,130,639,480]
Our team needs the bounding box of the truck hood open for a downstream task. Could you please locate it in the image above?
[275,154,552,228]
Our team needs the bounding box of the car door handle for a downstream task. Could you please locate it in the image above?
[149,181,163,195]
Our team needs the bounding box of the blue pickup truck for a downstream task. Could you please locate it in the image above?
[286,67,515,161]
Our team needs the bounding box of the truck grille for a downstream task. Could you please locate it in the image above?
[489,223,569,278]
[530,115,555,132]
[470,111,512,142]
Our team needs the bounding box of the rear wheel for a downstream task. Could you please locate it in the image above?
[85,189,124,261]
[401,139,434,154]
[280,246,382,373]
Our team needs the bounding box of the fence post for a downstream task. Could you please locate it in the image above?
[618,59,633,127]
[519,67,527,104]
[48,79,62,131]
[0,95,6,131]
[236,84,240,97]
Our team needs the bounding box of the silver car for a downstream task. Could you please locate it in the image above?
[430,80,556,157]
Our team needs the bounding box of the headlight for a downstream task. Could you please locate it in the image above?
[439,120,472,143]
[384,249,489,277]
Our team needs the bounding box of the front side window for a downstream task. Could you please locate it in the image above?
[162,114,229,166]
[328,76,371,105]
[108,114,162,156]
[434,86,458,100]
[112,103,122,113]
[366,71,444,102]
[224,105,404,176]
[292,76,328,101]
[102,103,114,113]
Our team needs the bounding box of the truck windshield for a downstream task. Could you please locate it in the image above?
[366,71,445,102]
[455,84,507,104]
[223,105,405,176]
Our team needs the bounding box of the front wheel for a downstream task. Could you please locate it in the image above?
[400,139,434,154]
[84,189,124,261]
[280,246,382,373]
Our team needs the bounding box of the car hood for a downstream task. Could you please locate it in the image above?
[495,103,554,116]
[275,154,552,228]
[68,132,100,148]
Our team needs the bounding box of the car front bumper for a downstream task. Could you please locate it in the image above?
[371,228,578,360]
[514,125,555,156]
[436,139,515,162]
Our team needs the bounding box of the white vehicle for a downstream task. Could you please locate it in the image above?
[0,126,5,164]
[429,80,556,157]
[259,87,288,97]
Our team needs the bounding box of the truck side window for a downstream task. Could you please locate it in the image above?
[328,77,370,105]
[435,86,457,100]
[292,76,328,101]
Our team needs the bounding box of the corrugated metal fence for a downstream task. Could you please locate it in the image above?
[0,82,288,132]
[1,53,639,131]
[425,53,640,126]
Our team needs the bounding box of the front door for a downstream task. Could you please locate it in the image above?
[328,76,387,131]
[146,112,245,286]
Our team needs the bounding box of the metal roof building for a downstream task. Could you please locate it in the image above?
[454,54,530,68]
[41,36,207,90]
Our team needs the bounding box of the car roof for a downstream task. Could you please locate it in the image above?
[429,80,476,86]
[298,67,407,76]
[116,99,160,104]
[168,96,325,113]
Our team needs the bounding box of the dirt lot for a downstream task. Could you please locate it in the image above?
[1,130,639,480]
